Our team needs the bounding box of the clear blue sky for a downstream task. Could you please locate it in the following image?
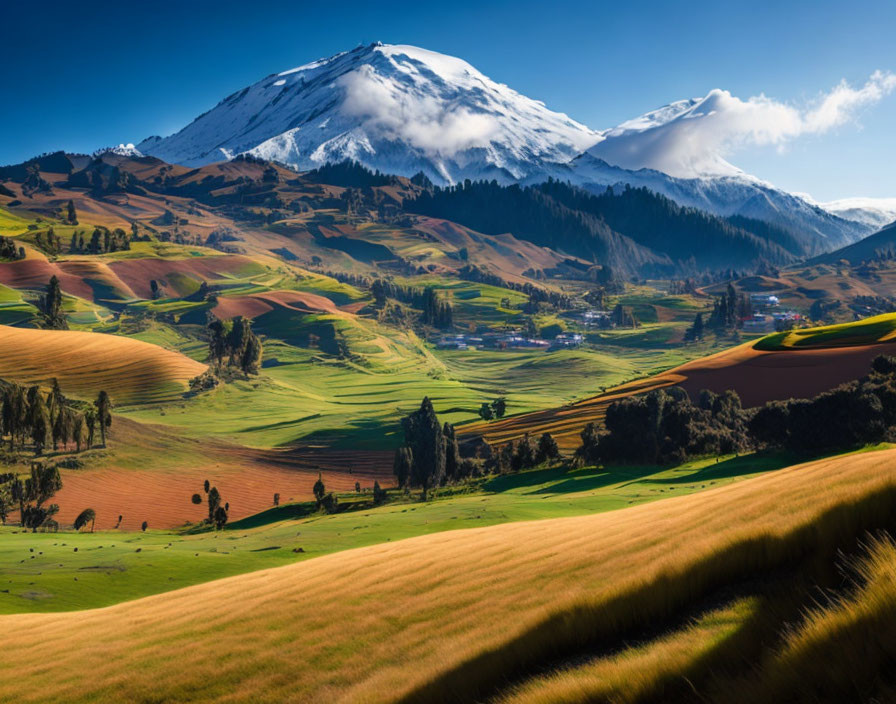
[4,0,894,200]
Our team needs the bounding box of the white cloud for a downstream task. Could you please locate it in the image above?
[590,71,896,178]
[336,65,499,157]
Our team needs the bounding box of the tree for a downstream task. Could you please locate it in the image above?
[191,493,202,505]
[492,398,507,419]
[478,402,494,421]
[354,482,361,493]
[203,479,210,493]
[685,313,705,341]
[312,473,326,506]
[400,397,446,492]
[373,481,386,505]
[94,391,112,447]
[66,199,78,225]
[393,446,413,489]
[74,508,96,532]
[40,276,68,330]
[273,492,280,506]
[28,388,50,455]
[207,486,221,523]
[21,463,62,531]
[213,505,228,530]
[141,521,148,532]
[84,408,96,449]
[443,422,460,481]
[536,433,560,463]
[71,412,85,452]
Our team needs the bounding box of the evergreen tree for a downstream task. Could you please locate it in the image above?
[312,473,326,506]
[393,446,413,489]
[66,199,78,225]
[40,276,67,329]
[400,397,446,491]
[94,390,112,447]
[207,486,221,523]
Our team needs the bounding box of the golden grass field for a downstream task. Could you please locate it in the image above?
[3,447,896,703]
[0,324,206,405]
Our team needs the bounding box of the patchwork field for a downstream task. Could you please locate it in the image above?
[2,447,896,703]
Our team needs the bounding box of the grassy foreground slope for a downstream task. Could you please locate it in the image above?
[0,451,785,613]
[3,448,896,703]
[0,324,206,405]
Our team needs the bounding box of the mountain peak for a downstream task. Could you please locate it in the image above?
[138,43,599,185]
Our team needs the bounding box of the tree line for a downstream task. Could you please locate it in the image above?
[1,378,111,456]
[576,355,896,466]
[394,397,562,496]
[0,236,25,261]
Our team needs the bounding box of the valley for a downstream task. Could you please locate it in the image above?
[2,27,896,704]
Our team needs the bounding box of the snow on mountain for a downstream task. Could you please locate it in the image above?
[814,197,896,231]
[136,43,882,255]
[94,143,144,158]
[585,93,747,179]
[137,43,599,185]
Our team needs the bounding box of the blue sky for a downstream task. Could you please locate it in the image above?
[4,0,894,200]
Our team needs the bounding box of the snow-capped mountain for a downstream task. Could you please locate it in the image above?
[138,43,599,185]
[137,43,883,254]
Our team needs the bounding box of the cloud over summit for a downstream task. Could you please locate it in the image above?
[589,71,896,178]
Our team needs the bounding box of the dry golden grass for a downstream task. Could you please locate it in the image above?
[498,598,758,704]
[0,324,206,404]
[3,448,896,703]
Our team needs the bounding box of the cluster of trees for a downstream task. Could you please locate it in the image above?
[0,463,63,531]
[68,227,131,254]
[192,479,229,529]
[306,160,399,188]
[611,303,639,328]
[478,397,507,421]
[394,399,564,495]
[578,387,749,466]
[207,315,263,375]
[0,236,24,261]
[420,287,453,328]
[393,398,473,495]
[312,473,339,513]
[1,378,110,455]
[494,432,560,472]
[578,356,896,466]
[371,278,423,308]
[707,284,752,331]
[33,228,66,256]
[749,355,896,454]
